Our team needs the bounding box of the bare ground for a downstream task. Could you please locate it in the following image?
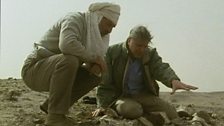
[0,78,224,126]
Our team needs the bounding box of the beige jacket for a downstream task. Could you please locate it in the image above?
[34,12,95,62]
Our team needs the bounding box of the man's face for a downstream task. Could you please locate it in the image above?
[98,17,116,36]
[128,38,149,58]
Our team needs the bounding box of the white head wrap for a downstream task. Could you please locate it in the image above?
[88,2,120,25]
[84,2,120,67]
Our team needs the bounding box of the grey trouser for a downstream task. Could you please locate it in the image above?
[21,53,100,114]
[115,92,178,120]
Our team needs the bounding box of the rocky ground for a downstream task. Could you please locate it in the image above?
[0,78,224,126]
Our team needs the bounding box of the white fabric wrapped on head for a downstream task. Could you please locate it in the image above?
[88,2,120,25]
[84,2,120,66]
[85,12,109,58]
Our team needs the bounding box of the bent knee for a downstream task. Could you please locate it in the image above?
[116,98,143,119]
[58,55,80,69]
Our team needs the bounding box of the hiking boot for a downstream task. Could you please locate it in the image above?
[45,114,75,126]
[40,99,48,114]
[144,113,165,126]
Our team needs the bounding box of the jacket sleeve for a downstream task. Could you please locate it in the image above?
[58,15,96,62]
[96,47,118,108]
[149,48,180,88]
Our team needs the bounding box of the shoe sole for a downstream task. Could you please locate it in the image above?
[40,105,48,114]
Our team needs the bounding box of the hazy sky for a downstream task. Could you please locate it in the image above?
[1,0,224,92]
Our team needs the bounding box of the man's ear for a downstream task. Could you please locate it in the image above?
[127,38,131,44]
[126,38,131,49]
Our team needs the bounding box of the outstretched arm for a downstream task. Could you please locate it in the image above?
[170,80,198,95]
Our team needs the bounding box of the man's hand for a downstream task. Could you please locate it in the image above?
[89,64,101,76]
[170,80,198,95]
[92,107,106,117]
[93,56,107,73]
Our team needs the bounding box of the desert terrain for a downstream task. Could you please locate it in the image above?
[0,78,224,126]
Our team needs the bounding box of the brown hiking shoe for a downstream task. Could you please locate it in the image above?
[40,99,48,114]
[40,104,48,114]
[45,114,75,126]
[144,112,165,126]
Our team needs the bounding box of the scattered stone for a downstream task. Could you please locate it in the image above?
[176,104,195,118]
[191,121,203,126]
[5,89,21,101]
[196,111,212,124]
[99,115,140,126]
[211,113,217,119]
[33,118,44,124]
[1,79,224,126]
[191,114,210,126]
[82,96,97,104]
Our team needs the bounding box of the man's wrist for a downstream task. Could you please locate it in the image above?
[171,79,179,88]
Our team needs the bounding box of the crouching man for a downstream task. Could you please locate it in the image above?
[92,25,198,125]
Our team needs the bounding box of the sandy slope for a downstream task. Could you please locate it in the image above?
[0,78,224,126]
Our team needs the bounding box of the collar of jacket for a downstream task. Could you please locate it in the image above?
[121,42,158,96]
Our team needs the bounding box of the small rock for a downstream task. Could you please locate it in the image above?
[33,118,44,124]
[191,121,203,126]
[176,105,195,118]
[211,113,217,119]
[5,89,21,101]
[99,115,140,126]
[82,96,97,104]
[191,115,210,126]
[197,111,212,124]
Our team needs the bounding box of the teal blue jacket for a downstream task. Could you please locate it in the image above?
[96,42,180,108]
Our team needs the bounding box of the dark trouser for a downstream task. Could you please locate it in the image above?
[22,53,100,114]
[115,92,178,120]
